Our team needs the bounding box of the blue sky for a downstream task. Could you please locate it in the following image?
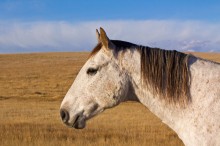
[0,0,220,53]
[1,0,220,21]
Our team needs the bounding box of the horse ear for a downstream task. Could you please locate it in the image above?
[99,27,114,50]
[96,29,100,43]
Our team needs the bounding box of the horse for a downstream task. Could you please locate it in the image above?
[60,28,220,146]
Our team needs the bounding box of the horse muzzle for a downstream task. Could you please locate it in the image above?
[60,109,86,129]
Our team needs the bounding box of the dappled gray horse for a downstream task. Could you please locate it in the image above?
[60,28,220,146]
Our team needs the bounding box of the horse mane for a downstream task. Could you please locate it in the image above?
[139,46,190,106]
[89,40,137,58]
[89,40,191,106]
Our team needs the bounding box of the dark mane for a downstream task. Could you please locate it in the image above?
[139,46,190,106]
[112,40,138,48]
[89,40,137,58]
[89,40,191,106]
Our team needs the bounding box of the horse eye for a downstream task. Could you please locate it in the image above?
[87,68,98,75]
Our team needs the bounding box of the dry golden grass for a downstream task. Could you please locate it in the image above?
[0,52,219,146]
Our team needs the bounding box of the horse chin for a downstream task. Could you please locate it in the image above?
[72,116,86,129]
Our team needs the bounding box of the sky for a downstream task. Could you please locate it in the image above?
[0,0,220,53]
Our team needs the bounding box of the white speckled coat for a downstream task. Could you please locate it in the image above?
[60,28,220,146]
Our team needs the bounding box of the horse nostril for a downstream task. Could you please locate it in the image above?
[60,109,69,123]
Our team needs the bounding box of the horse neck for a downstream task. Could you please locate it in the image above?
[120,47,181,113]
[119,48,194,143]
[120,49,220,145]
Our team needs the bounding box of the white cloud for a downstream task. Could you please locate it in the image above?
[0,20,220,53]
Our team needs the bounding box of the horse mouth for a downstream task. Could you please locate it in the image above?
[72,115,86,129]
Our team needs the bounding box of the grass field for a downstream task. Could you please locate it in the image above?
[0,52,219,146]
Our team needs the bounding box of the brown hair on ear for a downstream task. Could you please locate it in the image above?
[100,27,109,49]
[99,27,116,52]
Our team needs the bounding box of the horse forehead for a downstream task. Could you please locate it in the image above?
[91,50,110,63]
